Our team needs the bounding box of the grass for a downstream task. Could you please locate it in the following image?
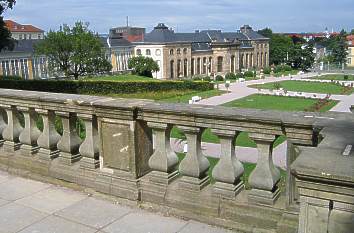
[81,74,160,82]
[176,153,287,190]
[309,74,354,81]
[249,80,354,95]
[222,94,337,112]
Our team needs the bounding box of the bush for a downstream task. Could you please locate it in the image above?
[0,75,22,80]
[263,67,271,75]
[203,76,211,82]
[244,71,254,77]
[225,73,237,80]
[274,65,292,73]
[235,73,244,79]
[344,75,349,80]
[215,75,224,81]
[0,79,214,95]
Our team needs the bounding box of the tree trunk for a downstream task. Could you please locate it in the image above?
[74,73,79,80]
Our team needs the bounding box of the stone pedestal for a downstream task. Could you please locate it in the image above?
[248,187,281,205]
[37,148,59,161]
[3,141,21,153]
[19,144,39,156]
[213,181,244,200]
[179,176,210,191]
[148,170,179,185]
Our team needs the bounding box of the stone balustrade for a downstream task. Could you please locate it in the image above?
[0,88,352,233]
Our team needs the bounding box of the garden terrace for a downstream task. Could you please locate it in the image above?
[0,88,353,233]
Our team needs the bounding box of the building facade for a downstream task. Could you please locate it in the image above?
[134,23,269,79]
[5,20,45,40]
[347,35,354,68]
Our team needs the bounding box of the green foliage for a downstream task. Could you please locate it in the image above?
[273,82,281,90]
[235,73,244,79]
[0,75,22,80]
[257,28,272,39]
[0,0,16,52]
[274,64,292,73]
[35,22,112,80]
[215,75,224,81]
[288,44,315,71]
[244,71,255,77]
[344,75,349,80]
[0,79,213,95]
[263,67,271,74]
[225,73,237,80]
[128,56,159,78]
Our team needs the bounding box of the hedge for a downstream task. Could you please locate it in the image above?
[0,79,213,95]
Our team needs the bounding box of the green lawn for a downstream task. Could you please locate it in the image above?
[249,80,353,95]
[222,94,337,112]
[82,74,160,82]
[309,74,354,81]
[177,153,286,190]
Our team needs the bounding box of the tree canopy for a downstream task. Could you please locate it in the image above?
[258,28,315,71]
[128,56,159,78]
[0,0,16,52]
[35,22,112,79]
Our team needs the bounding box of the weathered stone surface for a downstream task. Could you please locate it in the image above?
[18,107,41,156]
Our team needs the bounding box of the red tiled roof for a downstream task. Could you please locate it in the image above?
[4,20,44,33]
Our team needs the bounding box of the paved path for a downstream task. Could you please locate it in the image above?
[0,171,233,233]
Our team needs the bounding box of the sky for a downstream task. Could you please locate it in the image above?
[4,0,354,34]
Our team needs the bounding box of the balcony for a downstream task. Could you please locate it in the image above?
[0,88,352,233]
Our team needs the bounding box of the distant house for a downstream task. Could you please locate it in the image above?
[5,20,45,40]
[347,35,354,68]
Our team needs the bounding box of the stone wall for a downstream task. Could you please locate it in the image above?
[0,88,352,233]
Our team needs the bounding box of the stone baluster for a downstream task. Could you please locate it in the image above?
[248,133,281,205]
[36,109,61,160]
[0,108,7,147]
[1,104,23,153]
[179,126,209,191]
[57,112,82,165]
[78,114,99,169]
[147,122,179,185]
[211,129,244,199]
[18,107,41,156]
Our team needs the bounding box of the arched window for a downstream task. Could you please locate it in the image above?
[177,59,182,77]
[183,48,188,54]
[170,60,174,79]
[177,48,181,55]
[191,58,195,76]
[156,49,161,56]
[136,49,142,55]
[231,55,235,73]
[169,49,174,55]
[146,49,151,56]
[217,56,223,72]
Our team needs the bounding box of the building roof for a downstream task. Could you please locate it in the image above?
[5,20,44,33]
[0,39,43,55]
[100,35,133,48]
[141,23,268,45]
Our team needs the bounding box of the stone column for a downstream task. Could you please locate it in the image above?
[18,107,41,156]
[36,109,61,160]
[179,126,210,191]
[248,133,280,205]
[78,114,99,169]
[0,108,7,147]
[148,122,179,184]
[57,112,82,165]
[212,129,244,199]
[1,105,23,153]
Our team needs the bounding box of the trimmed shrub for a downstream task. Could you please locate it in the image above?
[225,73,237,80]
[263,67,271,75]
[344,75,349,80]
[235,73,244,79]
[0,79,213,95]
[203,76,211,82]
[0,75,22,80]
[244,71,254,77]
[215,75,224,81]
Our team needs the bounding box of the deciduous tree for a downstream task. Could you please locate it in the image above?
[35,22,112,79]
[0,0,16,52]
[128,56,159,78]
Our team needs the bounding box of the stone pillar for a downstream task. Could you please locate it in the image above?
[147,122,179,184]
[1,105,23,153]
[248,133,280,205]
[18,107,41,156]
[57,112,82,165]
[36,109,61,160]
[212,129,244,199]
[0,108,7,147]
[27,59,34,80]
[78,114,99,169]
[179,126,210,191]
